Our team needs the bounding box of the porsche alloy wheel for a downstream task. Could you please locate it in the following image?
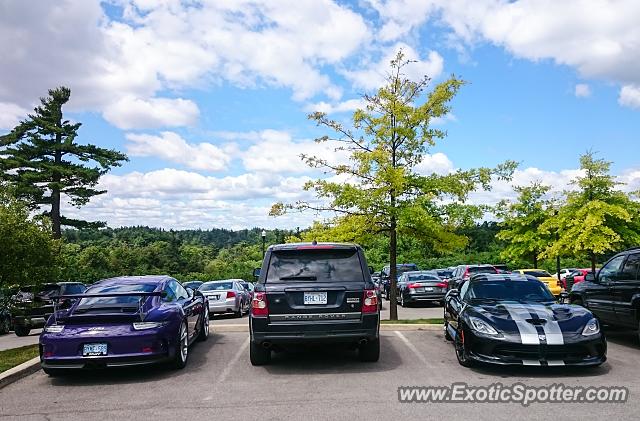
[173,322,189,369]
[198,307,209,341]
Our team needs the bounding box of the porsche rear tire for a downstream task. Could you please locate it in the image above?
[197,308,209,342]
[172,322,189,369]
[42,367,66,377]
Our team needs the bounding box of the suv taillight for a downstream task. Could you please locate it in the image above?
[226,291,236,299]
[362,289,378,313]
[251,292,269,316]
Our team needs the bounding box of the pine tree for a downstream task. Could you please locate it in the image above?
[0,87,128,238]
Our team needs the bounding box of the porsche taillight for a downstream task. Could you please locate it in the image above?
[362,289,378,313]
[251,292,269,316]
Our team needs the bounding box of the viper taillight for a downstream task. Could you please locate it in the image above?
[362,289,378,313]
[251,292,269,316]
[226,291,236,299]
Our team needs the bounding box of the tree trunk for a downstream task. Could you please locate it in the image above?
[51,122,63,239]
[389,215,398,321]
[533,252,538,269]
[590,251,597,274]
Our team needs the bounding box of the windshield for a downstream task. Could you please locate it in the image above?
[523,270,552,277]
[78,283,158,307]
[200,282,234,291]
[468,266,496,274]
[408,274,440,281]
[466,281,554,302]
[266,249,364,283]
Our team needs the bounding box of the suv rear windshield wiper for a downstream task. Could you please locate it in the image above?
[279,275,318,281]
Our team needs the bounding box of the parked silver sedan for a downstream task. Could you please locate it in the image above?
[199,280,250,317]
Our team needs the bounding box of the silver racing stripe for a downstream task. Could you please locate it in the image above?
[525,305,565,345]
[501,304,540,345]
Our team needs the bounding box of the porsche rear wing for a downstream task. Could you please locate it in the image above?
[51,291,164,324]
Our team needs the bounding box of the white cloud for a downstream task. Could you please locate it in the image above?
[370,0,640,109]
[415,153,455,176]
[367,0,438,41]
[60,168,317,229]
[241,132,350,174]
[0,102,29,130]
[0,0,371,129]
[104,96,200,129]
[618,85,640,109]
[344,43,444,90]
[125,131,232,172]
[574,83,591,98]
[304,98,367,114]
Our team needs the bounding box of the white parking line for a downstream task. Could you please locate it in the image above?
[394,330,428,365]
[216,336,250,384]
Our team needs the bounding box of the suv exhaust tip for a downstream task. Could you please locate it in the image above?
[358,339,368,345]
[262,342,272,349]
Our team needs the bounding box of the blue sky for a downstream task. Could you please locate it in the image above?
[1,0,639,229]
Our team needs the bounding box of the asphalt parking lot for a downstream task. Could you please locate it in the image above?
[1,327,638,420]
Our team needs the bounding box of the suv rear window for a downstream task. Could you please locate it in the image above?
[266,249,364,283]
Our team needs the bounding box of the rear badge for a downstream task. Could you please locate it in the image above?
[538,334,546,341]
[346,298,360,303]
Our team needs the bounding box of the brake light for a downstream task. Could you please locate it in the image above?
[251,292,269,316]
[226,291,236,299]
[362,289,378,313]
[436,282,448,288]
[407,283,422,289]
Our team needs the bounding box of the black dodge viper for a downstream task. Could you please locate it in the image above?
[444,273,606,367]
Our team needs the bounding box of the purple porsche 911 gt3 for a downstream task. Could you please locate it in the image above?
[39,275,209,375]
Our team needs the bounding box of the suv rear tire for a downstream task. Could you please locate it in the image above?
[250,341,271,366]
[358,338,380,362]
[14,326,30,337]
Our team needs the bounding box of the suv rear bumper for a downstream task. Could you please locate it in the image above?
[250,313,379,345]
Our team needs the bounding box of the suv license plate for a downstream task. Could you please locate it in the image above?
[304,292,327,305]
[83,343,107,356]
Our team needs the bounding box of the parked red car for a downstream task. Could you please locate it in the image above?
[564,268,592,289]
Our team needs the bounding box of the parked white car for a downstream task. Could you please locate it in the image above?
[552,268,578,280]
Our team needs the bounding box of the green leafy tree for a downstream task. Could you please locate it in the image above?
[271,50,516,319]
[0,186,60,288]
[0,87,128,238]
[541,152,640,272]
[496,182,553,268]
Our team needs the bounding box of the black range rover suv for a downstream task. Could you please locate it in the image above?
[249,242,380,365]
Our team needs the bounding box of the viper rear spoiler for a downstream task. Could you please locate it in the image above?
[50,291,164,323]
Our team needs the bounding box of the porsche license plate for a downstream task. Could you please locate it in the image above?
[304,292,327,305]
[83,343,107,356]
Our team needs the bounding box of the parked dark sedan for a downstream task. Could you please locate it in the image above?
[39,275,209,375]
[444,273,606,367]
[398,271,448,306]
